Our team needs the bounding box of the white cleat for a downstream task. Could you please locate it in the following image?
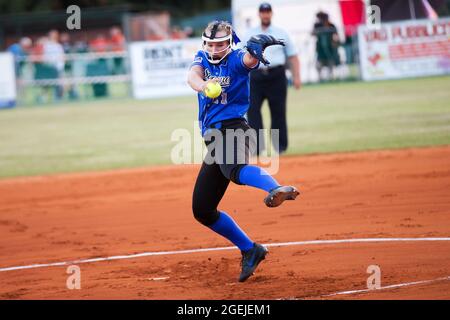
[264,186,300,208]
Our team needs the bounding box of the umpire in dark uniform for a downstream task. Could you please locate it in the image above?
[244,2,301,154]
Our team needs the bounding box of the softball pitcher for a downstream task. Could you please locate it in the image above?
[187,21,299,282]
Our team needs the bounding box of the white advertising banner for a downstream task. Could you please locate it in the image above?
[358,18,450,81]
[130,39,201,99]
[0,52,17,108]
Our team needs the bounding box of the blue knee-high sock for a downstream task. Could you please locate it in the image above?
[209,211,254,252]
[238,165,281,192]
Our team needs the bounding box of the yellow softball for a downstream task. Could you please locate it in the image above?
[204,82,222,99]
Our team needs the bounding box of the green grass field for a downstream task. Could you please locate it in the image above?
[1,76,449,178]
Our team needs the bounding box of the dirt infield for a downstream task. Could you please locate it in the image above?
[0,146,449,299]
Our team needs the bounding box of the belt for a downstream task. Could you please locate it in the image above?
[208,118,246,130]
[256,65,285,74]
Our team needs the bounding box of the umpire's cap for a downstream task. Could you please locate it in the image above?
[259,2,272,12]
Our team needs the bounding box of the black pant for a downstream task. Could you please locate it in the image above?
[192,118,255,226]
[248,66,288,154]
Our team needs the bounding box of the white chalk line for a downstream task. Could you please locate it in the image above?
[293,275,450,299]
[1,237,450,273]
[324,276,450,297]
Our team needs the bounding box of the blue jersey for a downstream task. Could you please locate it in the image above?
[190,49,259,136]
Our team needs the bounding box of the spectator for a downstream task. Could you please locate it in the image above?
[30,37,46,64]
[89,34,109,53]
[170,26,186,39]
[243,2,301,155]
[109,27,126,74]
[43,30,65,100]
[73,40,89,54]
[183,26,194,38]
[88,34,110,98]
[7,37,32,77]
[109,27,125,51]
[312,11,341,81]
[31,36,53,104]
[146,31,165,41]
[60,32,78,100]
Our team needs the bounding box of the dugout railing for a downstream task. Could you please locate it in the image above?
[14,50,131,105]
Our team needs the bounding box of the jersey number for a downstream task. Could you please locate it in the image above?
[213,92,227,105]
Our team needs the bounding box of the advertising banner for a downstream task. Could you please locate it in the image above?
[130,39,201,99]
[0,52,17,108]
[358,18,450,81]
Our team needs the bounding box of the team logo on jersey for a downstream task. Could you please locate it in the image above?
[193,56,203,64]
[204,69,231,87]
